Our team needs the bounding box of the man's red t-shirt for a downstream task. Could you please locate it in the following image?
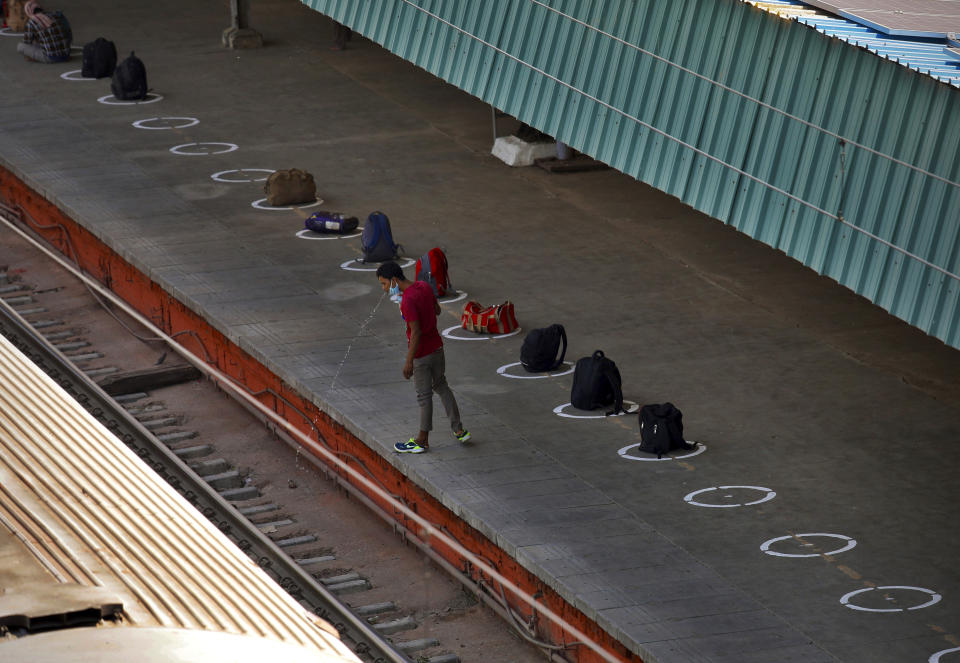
[401,281,443,358]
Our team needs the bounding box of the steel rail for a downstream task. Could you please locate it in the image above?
[0,299,407,663]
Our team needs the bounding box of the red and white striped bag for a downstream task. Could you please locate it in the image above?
[461,301,519,335]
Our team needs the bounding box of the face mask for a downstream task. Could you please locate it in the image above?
[389,281,400,298]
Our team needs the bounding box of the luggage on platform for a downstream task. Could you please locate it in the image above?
[415,247,451,297]
[111,51,148,101]
[461,301,519,335]
[263,169,316,207]
[82,37,117,78]
[359,211,400,263]
[304,211,358,234]
[570,350,624,416]
[520,324,567,372]
[638,402,696,458]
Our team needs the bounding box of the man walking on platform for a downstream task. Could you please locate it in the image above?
[376,261,470,453]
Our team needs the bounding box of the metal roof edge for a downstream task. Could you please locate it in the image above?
[803,0,954,38]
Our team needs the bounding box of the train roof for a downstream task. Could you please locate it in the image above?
[0,331,360,663]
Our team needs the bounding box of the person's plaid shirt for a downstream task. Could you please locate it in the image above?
[24,12,72,61]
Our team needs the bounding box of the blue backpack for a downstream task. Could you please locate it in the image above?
[359,211,400,263]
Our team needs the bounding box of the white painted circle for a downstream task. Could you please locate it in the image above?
[211,168,275,183]
[98,92,163,105]
[931,647,960,662]
[618,441,706,461]
[60,69,97,81]
[0,27,24,37]
[341,257,416,272]
[438,290,468,304]
[171,142,238,156]
[296,228,362,241]
[132,116,199,130]
[251,197,322,211]
[497,361,574,380]
[760,533,857,558]
[840,586,941,613]
[684,486,776,508]
[71,44,82,50]
[553,401,639,419]
[441,324,522,341]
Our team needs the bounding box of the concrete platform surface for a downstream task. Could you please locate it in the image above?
[1,2,959,662]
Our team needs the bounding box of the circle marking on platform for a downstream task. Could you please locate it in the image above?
[98,92,163,105]
[497,361,574,380]
[211,168,274,183]
[0,28,24,37]
[553,401,639,419]
[684,486,776,508]
[133,116,199,130]
[931,647,960,662]
[760,533,857,558]
[618,441,706,461]
[441,324,522,341]
[60,69,96,81]
[839,586,941,613]
[341,257,416,272]
[171,142,238,156]
[296,228,362,241]
[251,197,322,210]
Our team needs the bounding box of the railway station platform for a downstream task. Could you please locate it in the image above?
[1,2,959,662]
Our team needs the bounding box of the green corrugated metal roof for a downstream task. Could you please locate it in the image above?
[302,0,960,349]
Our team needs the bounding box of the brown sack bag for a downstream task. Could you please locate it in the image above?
[6,0,28,32]
[264,169,316,207]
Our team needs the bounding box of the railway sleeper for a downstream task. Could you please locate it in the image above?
[273,533,318,548]
[218,486,260,501]
[256,519,295,533]
[157,430,199,444]
[394,638,440,654]
[126,403,166,416]
[42,330,81,341]
[55,340,90,351]
[351,602,397,617]
[236,502,280,516]
[203,469,243,491]
[140,416,182,430]
[113,392,149,404]
[370,616,416,635]
[188,457,230,476]
[171,443,215,460]
[295,553,337,566]
[422,652,460,663]
[325,579,372,595]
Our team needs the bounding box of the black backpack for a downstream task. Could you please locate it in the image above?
[520,324,567,372]
[111,51,148,101]
[570,350,624,416]
[81,37,117,79]
[639,403,696,458]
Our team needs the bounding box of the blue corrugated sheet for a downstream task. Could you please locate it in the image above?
[301,0,960,351]
[748,1,960,87]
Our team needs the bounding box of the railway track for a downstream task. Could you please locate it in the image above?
[0,222,545,663]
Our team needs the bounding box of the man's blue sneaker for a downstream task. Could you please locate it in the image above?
[454,429,471,443]
[395,438,427,454]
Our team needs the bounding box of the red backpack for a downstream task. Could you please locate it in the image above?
[415,248,451,297]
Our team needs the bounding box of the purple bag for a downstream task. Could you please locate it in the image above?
[305,211,359,234]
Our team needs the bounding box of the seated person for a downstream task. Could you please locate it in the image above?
[17,1,70,63]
